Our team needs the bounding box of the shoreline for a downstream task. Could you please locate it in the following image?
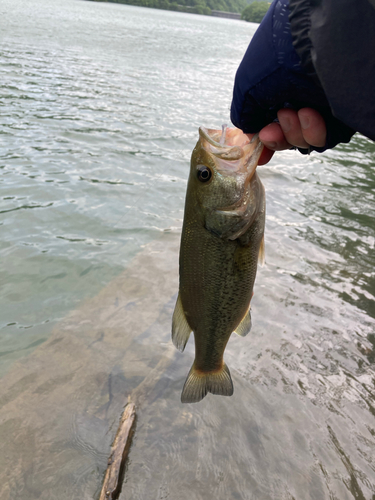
[84,0,243,19]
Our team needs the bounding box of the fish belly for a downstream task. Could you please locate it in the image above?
[180,219,261,346]
[174,186,265,403]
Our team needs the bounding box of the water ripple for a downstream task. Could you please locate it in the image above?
[1,1,375,499]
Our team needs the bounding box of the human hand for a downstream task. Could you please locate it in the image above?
[255,108,327,165]
[231,0,354,163]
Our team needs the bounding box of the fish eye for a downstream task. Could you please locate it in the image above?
[197,165,212,183]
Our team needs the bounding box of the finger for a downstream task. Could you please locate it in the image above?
[245,133,256,142]
[298,108,327,147]
[259,122,291,151]
[278,109,310,149]
[258,147,274,165]
[245,133,274,166]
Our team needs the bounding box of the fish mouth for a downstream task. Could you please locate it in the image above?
[199,125,254,149]
[199,126,264,238]
[199,126,263,177]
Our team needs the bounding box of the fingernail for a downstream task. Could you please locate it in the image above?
[265,142,277,149]
[299,114,310,130]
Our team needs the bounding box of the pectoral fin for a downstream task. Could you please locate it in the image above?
[258,235,265,266]
[234,309,252,337]
[172,293,191,352]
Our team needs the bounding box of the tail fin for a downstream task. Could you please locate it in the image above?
[181,363,233,403]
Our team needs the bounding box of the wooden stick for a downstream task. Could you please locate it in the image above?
[99,348,175,499]
[99,403,136,500]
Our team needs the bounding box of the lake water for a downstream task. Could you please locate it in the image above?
[1,1,375,499]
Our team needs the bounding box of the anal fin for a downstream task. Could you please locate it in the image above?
[234,309,252,337]
[171,293,191,352]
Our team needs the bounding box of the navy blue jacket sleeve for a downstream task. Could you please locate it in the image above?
[231,0,374,152]
[289,0,375,142]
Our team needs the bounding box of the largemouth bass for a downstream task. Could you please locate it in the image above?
[172,125,265,403]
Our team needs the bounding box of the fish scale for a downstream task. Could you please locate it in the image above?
[172,126,265,403]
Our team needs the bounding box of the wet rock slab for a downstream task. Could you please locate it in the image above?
[0,233,180,500]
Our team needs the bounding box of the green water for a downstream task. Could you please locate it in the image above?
[1,1,374,499]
